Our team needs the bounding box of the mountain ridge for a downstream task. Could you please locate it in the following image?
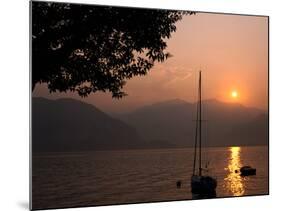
[118,98,268,147]
[32,97,268,152]
[32,97,144,152]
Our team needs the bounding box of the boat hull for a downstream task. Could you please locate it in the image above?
[191,175,217,195]
[240,166,256,176]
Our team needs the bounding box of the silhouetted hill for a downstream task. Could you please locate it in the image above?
[32,97,268,152]
[32,97,145,152]
[228,113,269,146]
[119,99,268,147]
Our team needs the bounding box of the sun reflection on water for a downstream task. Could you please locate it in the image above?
[224,147,245,196]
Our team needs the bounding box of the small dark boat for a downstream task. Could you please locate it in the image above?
[190,71,217,196]
[240,166,256,176]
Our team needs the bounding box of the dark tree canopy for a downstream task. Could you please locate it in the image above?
[32,2,194,98]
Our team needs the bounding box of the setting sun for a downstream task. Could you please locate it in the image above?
[231,90,238,98]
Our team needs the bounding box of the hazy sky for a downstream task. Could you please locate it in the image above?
[33,12,268,113]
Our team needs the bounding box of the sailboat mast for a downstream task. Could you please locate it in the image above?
[199,71,202,176]
[192,92,199,175]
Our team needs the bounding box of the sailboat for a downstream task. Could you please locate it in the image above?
[191,71,217,197]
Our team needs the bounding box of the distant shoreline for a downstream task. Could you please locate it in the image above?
[32,144,269,155]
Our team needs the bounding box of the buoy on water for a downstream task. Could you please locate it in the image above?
[176,180,182,188]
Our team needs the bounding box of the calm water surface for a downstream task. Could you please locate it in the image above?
[32,146,268,209]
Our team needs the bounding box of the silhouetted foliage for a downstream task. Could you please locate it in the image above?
[32,2,194,98]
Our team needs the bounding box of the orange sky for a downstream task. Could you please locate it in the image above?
[33,12,268,113]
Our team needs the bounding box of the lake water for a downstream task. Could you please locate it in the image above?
[32,146,268,209]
